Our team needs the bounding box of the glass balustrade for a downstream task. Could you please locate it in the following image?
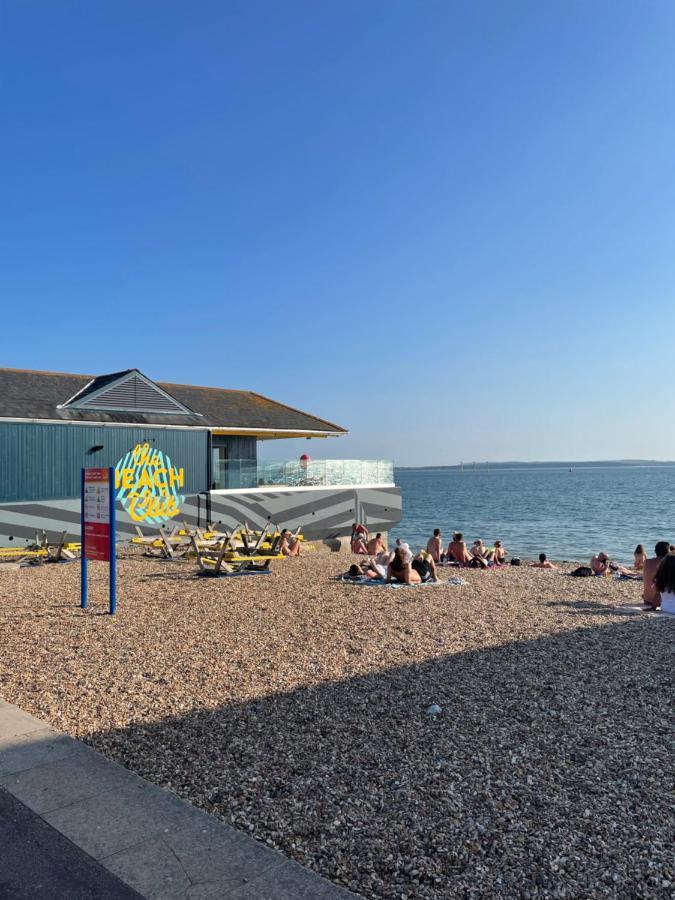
[213,459,394,490]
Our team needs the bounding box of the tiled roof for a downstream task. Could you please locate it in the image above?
[0,368,347,434]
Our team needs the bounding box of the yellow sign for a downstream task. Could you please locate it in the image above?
[115,443,186,524]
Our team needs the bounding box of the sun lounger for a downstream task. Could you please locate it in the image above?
[140,526,191,559]
[190,534,281,576]
[45,531,79,562]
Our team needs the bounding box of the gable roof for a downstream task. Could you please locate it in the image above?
[0,368,347,435]
[60,370,195,416]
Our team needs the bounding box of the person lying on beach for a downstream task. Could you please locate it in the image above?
[280,529,301,556]
[412,550,439,583]
[366,532,387,555]
[591,552,633,578]
[344,557,386,580]
[387,547,421,584]
[532,553,557,569]
[446,533,472,565]
[654,553,675,614]
[591,552,611,575]
[492,540,507,564]
[633,544,647,571]
[643,541,671,609]
[470,540,492,568]
[426,529,443,563]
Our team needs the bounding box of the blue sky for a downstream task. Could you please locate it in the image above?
[2,1,675,465]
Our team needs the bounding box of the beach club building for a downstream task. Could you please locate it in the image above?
[0,367,401,545]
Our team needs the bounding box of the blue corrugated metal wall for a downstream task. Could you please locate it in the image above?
[212,435,257,458]
[0,422,209,502]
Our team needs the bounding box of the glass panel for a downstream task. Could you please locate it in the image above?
[212,459,394,489]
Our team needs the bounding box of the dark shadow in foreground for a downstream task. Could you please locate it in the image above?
[90,616,674,899]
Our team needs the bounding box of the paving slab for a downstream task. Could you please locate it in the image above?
[43,778,210,860]
[102,837,193,899]
[0,743,135,813]
[0,698,46,740]
[0,727,82,776]
[0,698,358,898]
[163,818,281,885]
[0,786,141,899]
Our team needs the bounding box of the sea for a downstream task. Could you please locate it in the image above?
[394,464,675,564]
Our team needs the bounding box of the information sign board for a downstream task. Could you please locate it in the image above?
[81,467,117,614]
[83,468,111,561]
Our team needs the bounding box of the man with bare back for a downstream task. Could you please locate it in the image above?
[643,541,670,609]
[426,528,443,563]
[446,532,472,565]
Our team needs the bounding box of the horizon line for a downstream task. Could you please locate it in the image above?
[396,458,675,469]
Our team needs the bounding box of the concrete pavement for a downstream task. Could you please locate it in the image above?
[0,698,356,899]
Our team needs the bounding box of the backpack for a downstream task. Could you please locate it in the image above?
[571,565,593,577]
[510,557,521,566]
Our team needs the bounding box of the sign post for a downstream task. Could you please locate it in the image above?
[81,467,117,615]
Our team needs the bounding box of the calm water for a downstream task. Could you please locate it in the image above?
[394,465,675,563]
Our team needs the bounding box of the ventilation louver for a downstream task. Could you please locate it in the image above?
[73,373,192,414]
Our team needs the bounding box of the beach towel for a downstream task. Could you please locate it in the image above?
[337,575,466,588]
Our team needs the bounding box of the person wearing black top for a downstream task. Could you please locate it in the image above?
[411,550,438,583]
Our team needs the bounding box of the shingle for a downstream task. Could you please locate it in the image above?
[0,369,347,434]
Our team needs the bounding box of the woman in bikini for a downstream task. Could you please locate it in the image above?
[387,547,422,584]
[633,544,647,571]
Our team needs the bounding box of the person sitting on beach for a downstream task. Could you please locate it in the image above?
[633,544,647,570]
[643,541,671,609]
[387,547,422,584]
[351,522,369,553]
[446,532,472,565]
[366,532,387,555]
[654,554,675,615]
[470,539,492,568]
[280,529,301,556]
[351,536,368,554]
[492,540,507,564]
[532,553,557,570]
[351,522,368,542]
[426,529,443,563]
[412,549,439,583]
[590,552,610,575]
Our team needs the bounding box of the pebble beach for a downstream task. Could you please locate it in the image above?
[0,547,673,899]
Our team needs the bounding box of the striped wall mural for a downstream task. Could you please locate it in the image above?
[0,486,402,545]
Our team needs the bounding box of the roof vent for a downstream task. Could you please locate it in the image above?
[60,370,195,415]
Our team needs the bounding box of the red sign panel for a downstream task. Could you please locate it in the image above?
[83,468,111,561]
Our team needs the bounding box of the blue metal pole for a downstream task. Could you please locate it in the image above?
[80,468,88,609]
[108,466,117,615]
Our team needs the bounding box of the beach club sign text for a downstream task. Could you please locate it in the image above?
[114,442,186,525]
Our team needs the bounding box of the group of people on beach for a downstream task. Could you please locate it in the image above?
[348,524,512,585]
[348,524,438,584]
[590,541,675,613]
[348,523,675,611]
[424,529,507,567]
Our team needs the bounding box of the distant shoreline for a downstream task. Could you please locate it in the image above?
[396,459,675,471]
